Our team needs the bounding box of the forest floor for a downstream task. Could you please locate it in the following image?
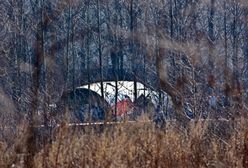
[0,116,248,167]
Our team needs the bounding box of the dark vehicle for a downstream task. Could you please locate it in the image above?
[58,88,110,123]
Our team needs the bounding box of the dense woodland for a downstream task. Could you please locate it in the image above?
[1,0,248,122]
[1,0,248,167]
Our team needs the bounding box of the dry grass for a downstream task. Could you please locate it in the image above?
[0,117,248,168]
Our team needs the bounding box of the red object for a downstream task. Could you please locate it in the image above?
[112,98,134,116]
